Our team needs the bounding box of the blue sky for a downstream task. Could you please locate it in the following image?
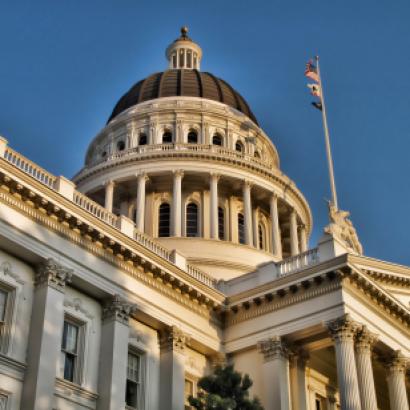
[1,0,409,266]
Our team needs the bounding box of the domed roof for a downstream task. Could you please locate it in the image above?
[107,69,258,125]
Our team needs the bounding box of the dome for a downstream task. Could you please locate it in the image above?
[107,69,259,125]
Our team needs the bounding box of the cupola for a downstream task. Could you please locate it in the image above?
[165,26,203,70]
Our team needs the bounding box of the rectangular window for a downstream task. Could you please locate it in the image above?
[61,318,84,384]
[315,395,327,410]
[184,377,197,410]
[0,289,7,323]
[0,283,15,355]
[126,351,143,409]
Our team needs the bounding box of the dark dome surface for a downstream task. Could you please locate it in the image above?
[108,69,258,125]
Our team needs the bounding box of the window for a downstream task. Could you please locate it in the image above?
[258,223,266,250]
[184,378,196,410]
[0,393,8,410]
[235,141,244,153]
[172,53,177,68]
[212,134,223,146]
[0,290,6,323]
[218,207,225,240]
[179,49,185,68]
[187,51,192,68]
[0,284,14,355]
[162,131,173,144]
[187,130,198,144]
[117,140,125,151]
[158,203,171,237]
[101,151,107,158]
[315,395,327,410]
[126,352,143,409]
[186,203,199,237]
[61,319,84,384]
[238,213,245,244]
[139,134,147,145]
[254,151,261,158]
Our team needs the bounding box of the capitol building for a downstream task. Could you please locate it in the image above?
[0,28,408,410]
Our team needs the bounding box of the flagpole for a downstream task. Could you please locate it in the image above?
[315,56,339,210]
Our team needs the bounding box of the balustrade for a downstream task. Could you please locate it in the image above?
[277,248,319,276]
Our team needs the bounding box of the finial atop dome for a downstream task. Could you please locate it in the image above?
[166,27,202,70]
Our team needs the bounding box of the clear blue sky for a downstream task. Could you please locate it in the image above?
[1,1,409,266]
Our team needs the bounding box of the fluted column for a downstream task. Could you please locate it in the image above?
[289,210,299,256]
[159,326,189,410]
[104,180,115,213]
[270,193,282,258]
[386,351,409,410]
[327,314,362,410]
[258,336,291,410]
[136,173,148,232]
[289,350,309,410]
[299,225,308,253]
[98,295,135,410]
[355,326,379,410]
[210,173,220,239]
[243,180,253,246]
[22,259,72,410]
[171,170,184,237]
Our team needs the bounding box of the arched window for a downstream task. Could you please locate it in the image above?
[238,213,245,244]
[235,141,244,153]
[212,134,223,146]
[187,130,198,144]
[254,151,261,159]
[101,151,107,158]
[186,203,199,237]
[117,140,125,151]
[162,131,173,144]
[258,223,266,250]
[218,207,225,240]
[158,203,171,237]
[139,133,147,145]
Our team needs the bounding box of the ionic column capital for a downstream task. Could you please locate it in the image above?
[102,294,136,325]
[173,169,184,178]
[136,172,149,182]
[160,326,190,354]
[104,179,115,188]
[355,325,378,353]
[327,314,361,343]
[210,172,221,182]
[257,336,289,362]
[243,179,253,189]
[35,258,73,291]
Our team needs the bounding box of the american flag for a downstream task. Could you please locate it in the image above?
[305,60,319,82]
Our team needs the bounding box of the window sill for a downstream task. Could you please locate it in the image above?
[55,377,98,402]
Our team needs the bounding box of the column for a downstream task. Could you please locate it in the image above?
[243,180,253,246]
[21,259,73,410]
[385,351,409,410]
[171,170,184,237]
[210,173,220,239]
[104,180,115,212]
[354,326,379,410]
[136,173,148,232]
[327,314,362,410]
[159,326,189,410]
[289,351,309,410]
[97,295,135,410]
[289,210,299,256]
[270,193,282,258]
[258,336,291,410]
[299,225,308,253]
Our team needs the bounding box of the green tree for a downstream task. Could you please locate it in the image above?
[188,365,264,410]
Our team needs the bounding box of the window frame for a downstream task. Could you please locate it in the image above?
[61,315,86,385]
[235,141,244,153]
[238,213,245,244]
[125,348,145,410]
[162,131,173,144]
[212,133,223,146]
[0,281,15,355]
[186,202,199,237]
[158,202,171,237]
[138,133,147,146]
[218,206,225,240]
[184,374,198,410]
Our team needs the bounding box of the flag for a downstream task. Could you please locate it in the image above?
[307,83,321,97]
[305,60,319,82]
[311,102,322,111]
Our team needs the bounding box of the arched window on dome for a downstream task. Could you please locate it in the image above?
[258,223,266,251]
[162,131,173,144]
[172,53,177,69]
[186,203,199,237]
[238,213,245,244]
[212,134,223,146]
[117,140,125,151]
[158,203,171,237]
[235,141,244,153]
[254,151,261,159]
[139,133,147,146]
[187,50,192,69]
[187,130,198,144]
[179,49,185,68]
[218,207,225,240]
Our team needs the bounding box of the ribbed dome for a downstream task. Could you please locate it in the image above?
[108,69,258,125]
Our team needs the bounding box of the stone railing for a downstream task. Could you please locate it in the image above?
[0,140,218,289]
[3,146,57,188]
[73,191,118,226]
[82,143,276,175]
[277,248,319,276]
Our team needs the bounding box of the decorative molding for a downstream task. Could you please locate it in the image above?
[355,325,378,353]
[257,335,289,361]
[326,314,360,343]
[159,326,190,353]
[102,294,136,325]
[384,350,408,375]
[35,258,72,291]
[0,261,25,285]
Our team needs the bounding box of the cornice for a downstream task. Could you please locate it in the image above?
[0,164,225,315]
